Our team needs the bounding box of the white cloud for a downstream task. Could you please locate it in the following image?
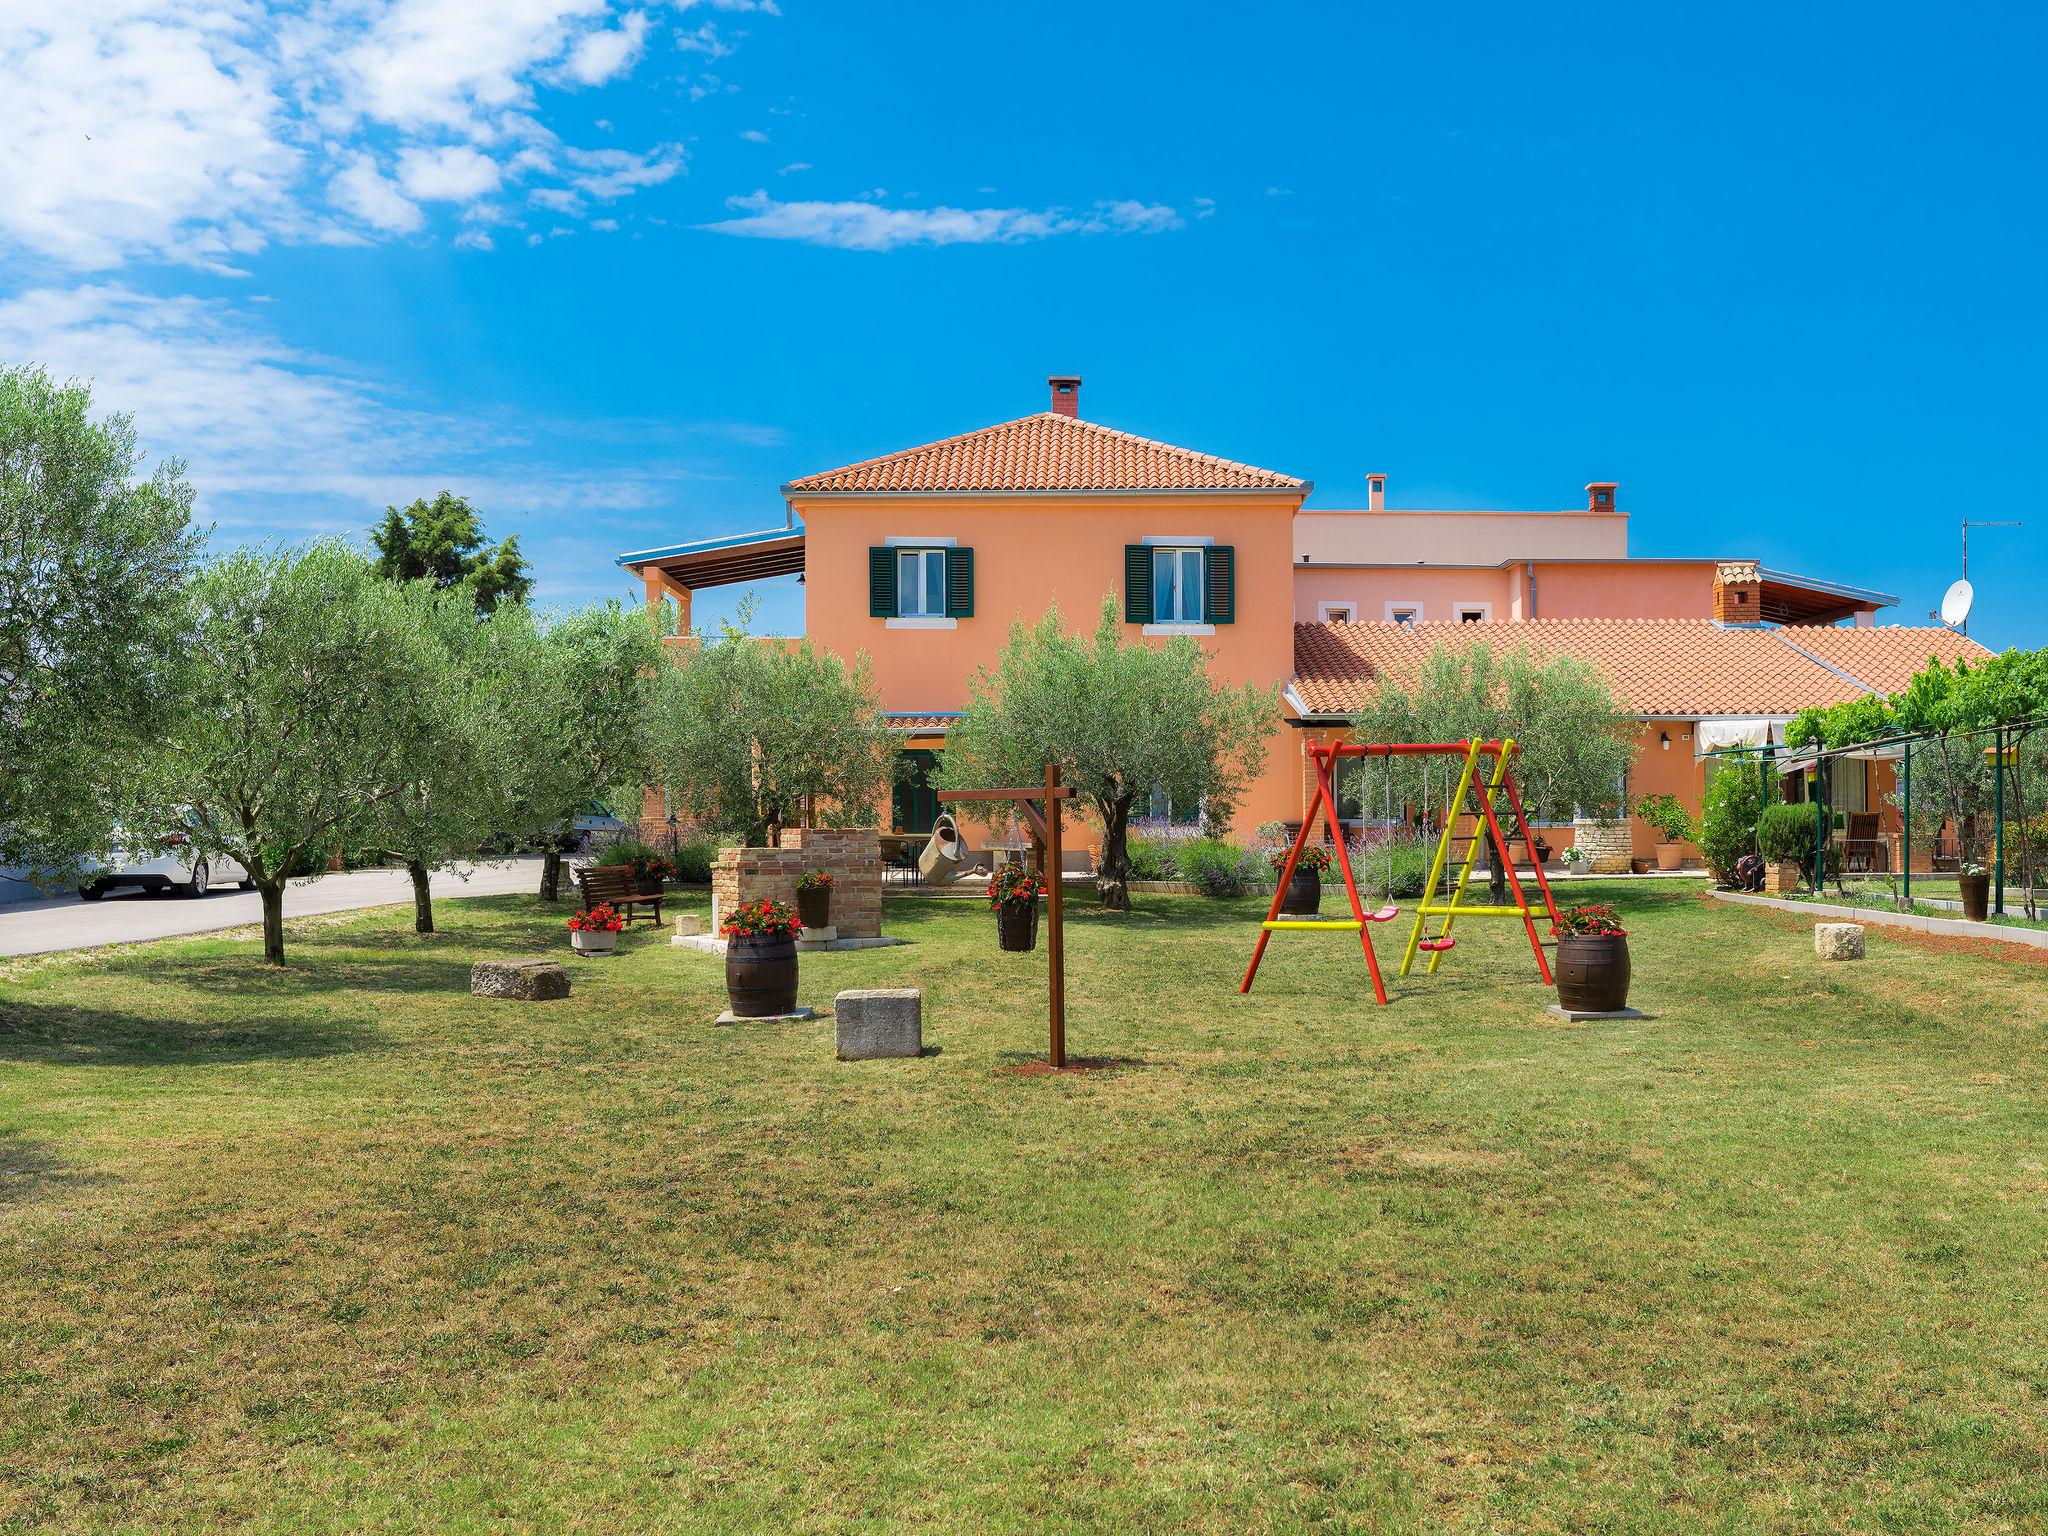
[591,218,619,231]
[738,128,771,143]
[699,192,1187,252]
[565,145,685,199]
[454,228,496,251]
[562,10,648,86]
[777,162,811,176]
[0,0,712,270]
[396,144,503,202]
[329,154,425,234]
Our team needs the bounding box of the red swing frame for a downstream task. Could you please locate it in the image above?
[1240,739,1560,1004]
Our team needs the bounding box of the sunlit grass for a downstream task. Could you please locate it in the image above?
[2,880,2044,1532]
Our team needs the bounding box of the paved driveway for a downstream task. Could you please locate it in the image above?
[0,859,545,959]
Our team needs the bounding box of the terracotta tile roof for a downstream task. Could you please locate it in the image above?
[882,712,960,732]
[783,412,1306,495]
[1291,620,1991,718]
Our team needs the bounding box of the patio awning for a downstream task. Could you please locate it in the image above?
[1693,716,1791,758]
[616,526,805,589]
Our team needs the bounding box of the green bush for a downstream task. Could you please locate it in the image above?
[673,840,716,883]
[1633,792,1695,843]
[1757,803,1820,866]
[1699,755,1777,884]
[1360,835,1434,900]
[594,838,661,868]
[1177,838,1262,898]
[1126,836,1182,882]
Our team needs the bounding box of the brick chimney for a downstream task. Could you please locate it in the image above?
[1713,560,1764,622]
[1367,473,1386,512]
[1048,375,1081,418]
[1585,481,1618,513]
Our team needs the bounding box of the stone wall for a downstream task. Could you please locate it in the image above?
[1571,819,1634,874]
[711,827,882,939]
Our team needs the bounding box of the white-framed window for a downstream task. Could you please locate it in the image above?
[1317,601,1354,623]
[1385,600,1423,625]
[896,548,947,618]
[1455,601,1492,623]
[1145,785,1205,827]
[1152,547,1205,624]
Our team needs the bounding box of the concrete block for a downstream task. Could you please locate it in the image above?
[1815,922,1866,960]
[835,988,922,1060]
[470,958,570,1001]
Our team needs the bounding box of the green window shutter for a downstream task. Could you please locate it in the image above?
[869,547,896,617]
[945,546,974,618]
[1205,545,1235,624]
[1124,545,1154,624]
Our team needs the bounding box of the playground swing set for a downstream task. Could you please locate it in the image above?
[1241,738,1562,1005]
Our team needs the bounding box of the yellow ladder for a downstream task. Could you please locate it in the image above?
[1399,739,1518,977]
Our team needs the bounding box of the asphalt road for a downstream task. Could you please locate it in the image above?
[0,858,546,959]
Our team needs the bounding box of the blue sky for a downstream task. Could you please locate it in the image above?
[3,1,2042,646]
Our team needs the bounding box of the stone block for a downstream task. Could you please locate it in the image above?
[835,988,922,1060]
[1814,922,1865,960]
[1764,860,1803,896]
[470,958,570,1001]
[672,913,705,936]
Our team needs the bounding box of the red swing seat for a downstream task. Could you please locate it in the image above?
[1416,935,1457,953]
[1363,903,1399,923]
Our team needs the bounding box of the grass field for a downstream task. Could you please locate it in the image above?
[3,880,2046,1533]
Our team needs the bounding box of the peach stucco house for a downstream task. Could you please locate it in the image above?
[620,377,1987,863]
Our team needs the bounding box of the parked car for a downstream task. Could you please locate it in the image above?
[78,822,252,901]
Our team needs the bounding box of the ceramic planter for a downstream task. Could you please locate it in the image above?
[725,930,799,1016]
[1279,866,1323,916]
[1555,934,1631,1012]
[571,928,618,955]
[1629,857,1651,875]
[1958,872,1991,922]
[1654,843,1685,870]
[996,898,1040,953]
[797,886,832,930]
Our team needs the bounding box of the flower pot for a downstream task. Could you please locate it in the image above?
[797,886,832,930]
[634,876,663,896]
[1278,867,1322,916]
[996,898,1040,953]
[1555,934,1631,1013]
[1958,872,1991,922]
[1629,857,1651,875]
[1654,843,1685,870]
[725,930,799,1016]
[1534,840,1553,866]
[571,928,618,955]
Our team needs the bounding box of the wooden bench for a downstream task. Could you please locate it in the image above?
[572,864,665,928]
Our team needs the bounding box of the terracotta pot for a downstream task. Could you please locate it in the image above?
[571,928,618,955]
[1654,843,1686,870]
[1555,934,1631,1013]
[1629,857,1651,875]
[1958,872,1990,922]
[1279,866,1323,916]
[797,886,832,929]
[726,930,798,1016]
[996,898,1040,953]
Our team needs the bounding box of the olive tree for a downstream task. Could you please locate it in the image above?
[651,614,893,845]
[940,597,1277,911]
[490,602,663,902]
[0,367,200,879]
[144,544,442,964]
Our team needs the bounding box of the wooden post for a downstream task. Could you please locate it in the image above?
[1046,761,1066,1069]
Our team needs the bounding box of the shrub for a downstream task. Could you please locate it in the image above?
[673,841,716,883]
[1125,836,1182,882]
[1361,835,1434,900]
[1698,754,1776,884]
[1633,792,1695,844]
[1177,838,1263,898]
[1757,803,1820,866]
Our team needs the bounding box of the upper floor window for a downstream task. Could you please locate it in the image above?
[1317,601,1354,623]
[1386,601,1421,626]
[869,542,973,623]
[1153,547,1205,624]
[1456,602,1491,623]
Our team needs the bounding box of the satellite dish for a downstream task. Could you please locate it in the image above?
[1939,579,1974,629]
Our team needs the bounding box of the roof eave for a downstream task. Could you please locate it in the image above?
[781,484,1312,500]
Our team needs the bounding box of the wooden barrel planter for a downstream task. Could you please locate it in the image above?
[997,899,1040,953]
[1958,872,1991,922]
[1278,867,1323,916]
[726,932,799,1016]
[1555,934,1631,1013]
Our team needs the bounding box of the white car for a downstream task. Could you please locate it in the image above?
[78,828,252,901]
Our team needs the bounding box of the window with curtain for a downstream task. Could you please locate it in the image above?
[895,548,947,618]
[1151,547,1205,623]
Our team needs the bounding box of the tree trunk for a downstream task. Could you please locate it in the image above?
[540,844,562,902]
[1096,795,1133,912]
[408,858,434,933]
[258,881,286,965]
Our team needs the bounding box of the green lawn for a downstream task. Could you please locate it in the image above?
[3,882,2046,1533]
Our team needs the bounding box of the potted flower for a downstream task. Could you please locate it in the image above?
[989,864,1045,952]
[1560,845,1584,873]
[1634,793,1694,870]
[1272,843,1332,916]
[629,851,675,895]
[1551,902,1631,1012]
[796,869,834,931]
[1533,834,1554,866]
[1957,860,1990,922]
[568,902,624,955]
[721,897,802,1016]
